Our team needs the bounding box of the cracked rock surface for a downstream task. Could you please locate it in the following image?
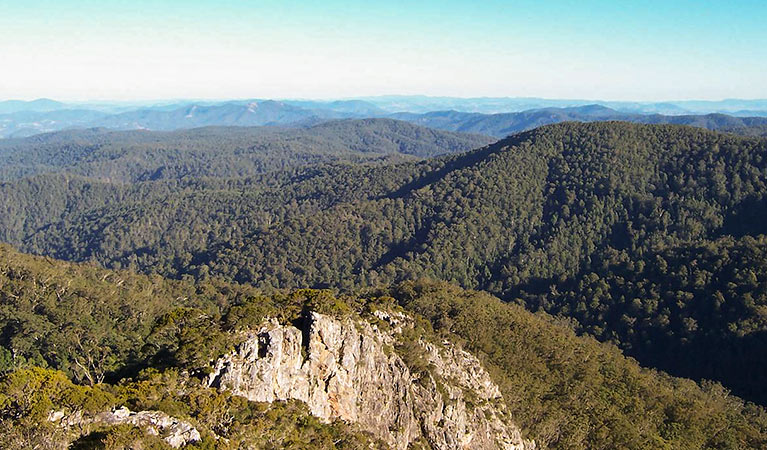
[208,311,535,449]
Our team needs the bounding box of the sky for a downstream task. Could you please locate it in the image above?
[0,0,766,101]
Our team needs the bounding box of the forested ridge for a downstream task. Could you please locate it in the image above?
[4,97,767,139]
[0,118,493,182]
[392,106,767,138]
[1,245,766,449]
[3,121,767,439]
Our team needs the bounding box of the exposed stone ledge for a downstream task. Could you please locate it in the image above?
[207,311,535,450]
[48,406,201,448]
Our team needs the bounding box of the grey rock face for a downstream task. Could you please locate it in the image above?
[49,406,201,448]
[208,311,535,449]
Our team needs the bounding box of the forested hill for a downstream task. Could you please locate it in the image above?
[393,106,767,138]
[0,118,493,182]
[9,121,767,406]
[1,244,767,449]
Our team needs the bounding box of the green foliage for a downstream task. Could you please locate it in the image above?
[144,308,231,376]
[0,247,767,448]
[393,107,767,138]
[0,119,492,183]
[523,235,767,403]
[109,368,383,449]
[3,121,767,446]
[0,243,261,383]
[0,247,364,383]
[32,121,762,405]
[0,367,117,449]
[0,366,383,449]
[387,279,767,450]
[34,121,759,405]
[0,367,115,421]
[71,424,173,450]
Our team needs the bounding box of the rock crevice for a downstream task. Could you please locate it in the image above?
[207,311,535,449]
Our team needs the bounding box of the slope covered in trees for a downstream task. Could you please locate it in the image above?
[1,245,766,449]
[386,280,767,449]
[0,244,386,448]
[4,122,767,406]
[0,118,493,182]
[522,235,767,403]
[393,106,767,138]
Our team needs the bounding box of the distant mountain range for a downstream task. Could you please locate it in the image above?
[2,97,767,138]
[391,105,767,137]
[0,100,351,138]
[358,95,767,115]
[0,98,66,114]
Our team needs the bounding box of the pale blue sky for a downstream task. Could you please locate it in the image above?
[1,0,765,101]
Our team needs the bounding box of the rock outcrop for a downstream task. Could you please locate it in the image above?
[48,406,201,448]
[207,310,535,449]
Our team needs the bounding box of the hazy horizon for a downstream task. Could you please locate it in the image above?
[5,95,767,105]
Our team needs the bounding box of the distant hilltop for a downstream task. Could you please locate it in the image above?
[1,96,767,139]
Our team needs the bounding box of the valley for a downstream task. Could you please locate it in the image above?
[2,102,767,450]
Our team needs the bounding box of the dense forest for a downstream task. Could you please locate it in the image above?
[1,245,766,449]
[3,122,767,406]
[393,106,767,138]
[3,120,767,446]
[0,118,493,182]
